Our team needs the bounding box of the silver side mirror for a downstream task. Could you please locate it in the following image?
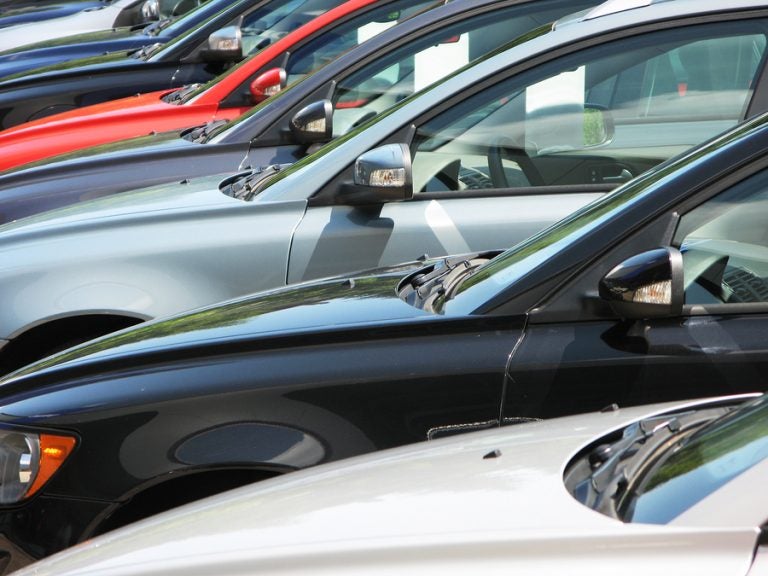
[206,25,242,62]
[335,144,413,206]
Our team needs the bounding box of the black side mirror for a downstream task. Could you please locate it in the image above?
[335,144,413,206]
[290,100,333,144]
[599,247,683,319]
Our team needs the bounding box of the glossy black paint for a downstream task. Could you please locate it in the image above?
[0,0,278,129]
[0,271,522,566]
[0,0,587,222]
[0,0,229,79]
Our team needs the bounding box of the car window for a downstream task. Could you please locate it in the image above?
[281,0,440,85]
[240,0,342,56]
[674,168,768,306]
[409,22,768,194]
[329,0,590,138]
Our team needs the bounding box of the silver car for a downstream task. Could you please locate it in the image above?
[1,0,768,372]
[11,393,768,576]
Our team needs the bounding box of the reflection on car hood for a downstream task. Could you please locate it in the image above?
[0,170,234,237]
[12,397,759,576]
[0,128,189,175]
[8,268,431,379]
[0,47,137,83]
[0,29,159,77]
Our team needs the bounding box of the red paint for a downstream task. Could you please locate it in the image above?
[0,0,378,172]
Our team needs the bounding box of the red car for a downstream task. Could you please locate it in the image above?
[0,0,433,172]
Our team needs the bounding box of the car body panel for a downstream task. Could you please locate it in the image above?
[8,396,764,576]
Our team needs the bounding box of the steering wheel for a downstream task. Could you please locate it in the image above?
[487,136,544,187]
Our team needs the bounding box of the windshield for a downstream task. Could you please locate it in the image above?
[622,395,768,523]
[158,0,234,37]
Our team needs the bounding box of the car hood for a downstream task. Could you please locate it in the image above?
[0,28,159,77]
[0,47,138,83]
[6,265,432,381]
[0,169,234,236]
[12,397,760,576]
[0,128,190,175]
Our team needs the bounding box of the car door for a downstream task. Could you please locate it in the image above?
[288,15,768,283]
[503,154,768,421]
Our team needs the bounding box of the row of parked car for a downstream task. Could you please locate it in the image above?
[0,0,767,573]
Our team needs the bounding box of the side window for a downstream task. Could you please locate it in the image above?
[674,170,768,305]
[283,0,439,85]
[409,22,768,194]
[240,0,345,56]
[329,0,599,137]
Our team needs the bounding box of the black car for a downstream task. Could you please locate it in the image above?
[0,0,213,79]
[0,0,595,223]
[2,102,768,571]
[0,0,350,128]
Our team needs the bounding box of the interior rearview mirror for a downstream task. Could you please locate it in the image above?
[599,247,683,319]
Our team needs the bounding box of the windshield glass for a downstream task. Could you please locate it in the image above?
[622,395,768,524]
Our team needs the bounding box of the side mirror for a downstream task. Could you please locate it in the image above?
[141,0,160,20]
[204,25,242,62]
[290,100,333,144]
[599,247,683,319]
[336,144,413,206]
[250,67,287,104]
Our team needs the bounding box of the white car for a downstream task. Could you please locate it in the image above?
[0,0,159,52]
[14,394,768,576]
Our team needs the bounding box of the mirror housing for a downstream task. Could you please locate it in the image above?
[599,247,683,319]
[290,100,333,144]
[250,67,287,104]
[141,0,160,20]
[337,144,413,206]
[204,25,242,62]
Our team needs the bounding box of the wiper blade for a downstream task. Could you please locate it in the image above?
[131,42,163,60]
[221,164,288,201]
[143,17,173,36]
[162,83,201,104]
[400,254,492,312]
[569,405,736,519]
[181,119,229,143]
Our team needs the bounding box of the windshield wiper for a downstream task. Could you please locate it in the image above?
[162,83,201,105]
[143,17,173,37]
[181,119,229,143]
[400,253,493,312]
[221,164,288,201]
[566,406,736,519]
[131,42,163,60]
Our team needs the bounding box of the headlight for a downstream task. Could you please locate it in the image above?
[0,431,76,504]
[141,0,160,21]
